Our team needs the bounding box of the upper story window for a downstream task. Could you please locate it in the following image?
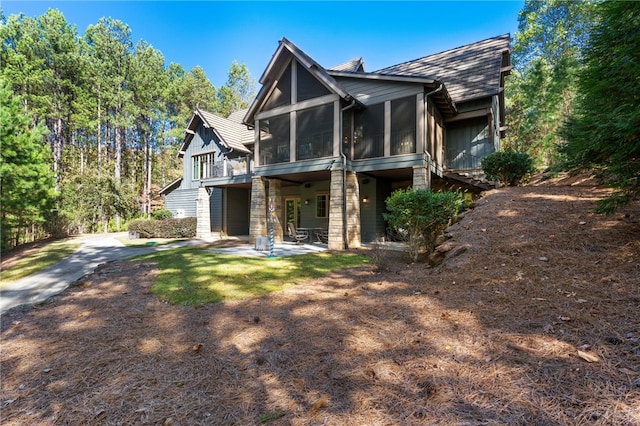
[192,152,215,180]
[297,65,330,102]
[296,104,333,160]
[259,114,290,165]
[391,96,416,155]
[263,63,292,110]
[353,103,384,159]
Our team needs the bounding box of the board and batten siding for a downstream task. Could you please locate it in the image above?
[225,188,250,235]
[180,127,220,189]
[445,117,495,170]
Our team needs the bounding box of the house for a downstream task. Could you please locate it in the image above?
[162,34,511,248]
[160,107,254,237]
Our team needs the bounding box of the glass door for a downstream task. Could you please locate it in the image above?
[284,197,300,228]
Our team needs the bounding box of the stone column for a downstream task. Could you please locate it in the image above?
[345,171,361,248]
[249,176,267,244]
[328,166,345,250]
[267,178,283,243]
[196,185,211,239]
[413,165,431,190]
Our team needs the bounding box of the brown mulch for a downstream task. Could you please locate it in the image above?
[1,174,639,425]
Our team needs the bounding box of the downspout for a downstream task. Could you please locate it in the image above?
[340,99,357,249]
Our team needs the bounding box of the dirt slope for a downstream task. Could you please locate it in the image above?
[1,174,639,425]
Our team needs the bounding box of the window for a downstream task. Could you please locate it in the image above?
[316,193,329,218]
[354,103,384,159]
[263,62,292,110]
[192,152,215,180]
[296,104,334,160]
[297,65,330,102]
[391,96,416,155]
[259,114,290,164]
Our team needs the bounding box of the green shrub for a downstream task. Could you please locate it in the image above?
[128,217,196,239]
[151,209,173,220]
[481,150,535,186]
[383,189,462,262]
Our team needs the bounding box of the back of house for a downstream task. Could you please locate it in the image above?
[161,34,511,248]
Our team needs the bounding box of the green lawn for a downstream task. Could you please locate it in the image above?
[0,238,80,287]
[134,247,369,305]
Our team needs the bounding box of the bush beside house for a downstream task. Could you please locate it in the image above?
[128,217,196,239]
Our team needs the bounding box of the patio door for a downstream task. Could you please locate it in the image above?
[284,197,300,228]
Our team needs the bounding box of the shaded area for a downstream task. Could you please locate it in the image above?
[1,175,639,425]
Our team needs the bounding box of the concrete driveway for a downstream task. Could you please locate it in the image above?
[0,233,197,315]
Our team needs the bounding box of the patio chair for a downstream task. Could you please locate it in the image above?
[287,222,308,244]
[315,229,329,244]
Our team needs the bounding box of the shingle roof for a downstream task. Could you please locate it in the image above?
[375,34,511,103]
[198,109,252,153]
[329,58,365,72]
[225,108,254,145]
[179,109,252,156]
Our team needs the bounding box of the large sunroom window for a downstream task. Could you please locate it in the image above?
[259,114,290,165]
[296,104,333,160]
[297,65,330,102]
[391,96,416,155]
[353,103,384,159]
[263,63,292,110]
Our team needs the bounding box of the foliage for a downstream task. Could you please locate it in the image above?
[57,173,138,234]
[383,189,462,262]
[151,208,173,220]
[0,77,57,250]
[128,217,196,239]
[0,9,256,241]
[133,248,368,305]
[0,238,79,286]
[505,0,599,165]
[559,1,640,213]
[217,61,256,118]
[481,150,535,186]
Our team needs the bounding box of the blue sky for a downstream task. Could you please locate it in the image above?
[2,1,524,88]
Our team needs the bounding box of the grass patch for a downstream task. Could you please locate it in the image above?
[133,247,369,305]
[0,238,80,286]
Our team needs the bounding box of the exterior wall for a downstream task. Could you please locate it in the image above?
[225,188,250,236]
[196,186,211,238]
[249,176,267,243]
[445,116,495,170]
[164,188,198,218]
[345,171,361,248]
[328,167,345,250]
[210,188,223,231]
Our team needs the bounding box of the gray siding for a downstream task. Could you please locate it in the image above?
[210,188,223,231]
[226,188,250,235]
[180,127,220,189]
[445,117,495,170]
[164,188,199,217]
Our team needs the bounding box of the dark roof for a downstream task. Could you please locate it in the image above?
[179,108,252,157]
[375,34,511,103]
[329,58,365,72]
[244,38,361,126]
[159,177,182,195]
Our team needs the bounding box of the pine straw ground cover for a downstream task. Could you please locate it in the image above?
[1,174,639,425]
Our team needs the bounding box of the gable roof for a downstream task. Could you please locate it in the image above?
[329,58,365,72]
[243,37,361,126]
[179,108,252,157]
[375,34,511,103]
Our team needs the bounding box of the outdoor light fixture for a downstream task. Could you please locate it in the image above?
[362,196,369,204]
[304,199,310,205]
